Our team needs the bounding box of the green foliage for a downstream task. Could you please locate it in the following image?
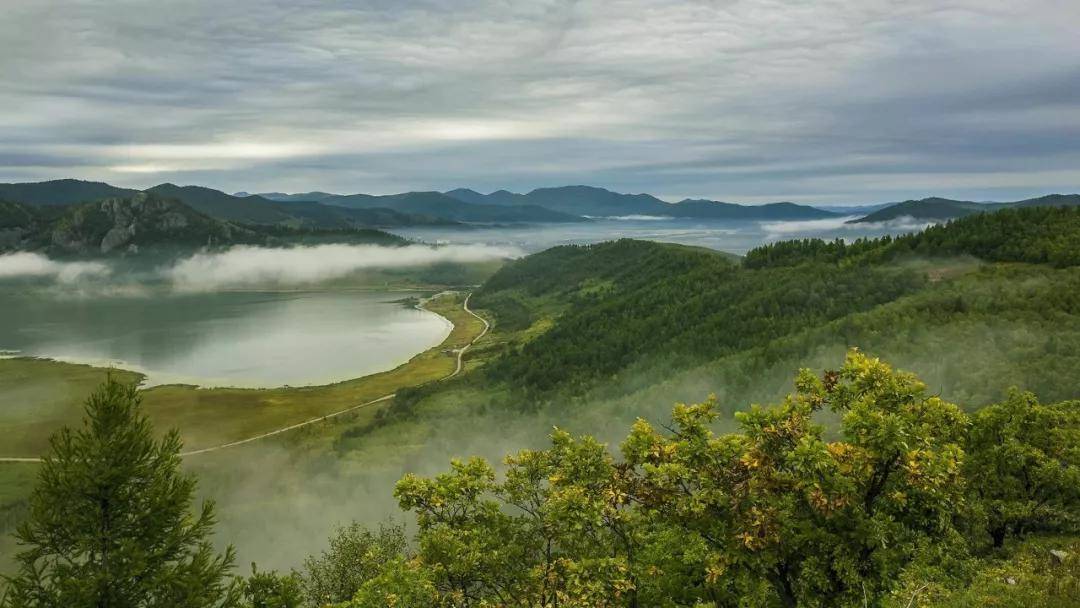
[470,207,1080,412]
[746,206,1080,269]
[478,240,924,404]
[886,535,1080,608]
[299,522,407,606]
[241,564,303,608]
[965,392,1080,547]
[623,350,968,607]
[342,557,438,608]
[382,351,1008,607]
[1,378,239,608]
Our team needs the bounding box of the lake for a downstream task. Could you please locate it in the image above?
[0,290,451,388]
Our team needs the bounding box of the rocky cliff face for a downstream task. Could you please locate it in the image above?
[4,193,255,256]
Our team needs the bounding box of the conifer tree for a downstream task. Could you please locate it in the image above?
[2,378,239,608]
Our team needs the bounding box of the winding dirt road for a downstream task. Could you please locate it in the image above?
[0,292,490,463]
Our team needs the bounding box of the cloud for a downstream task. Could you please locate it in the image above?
[0,1,1078,202]
[584,215,672,221]
[0,252,111,283]
[758,215,939,239]
[166,243,522,291]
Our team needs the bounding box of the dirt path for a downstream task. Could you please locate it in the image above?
[446,292,490,379]
[0,292,489,463]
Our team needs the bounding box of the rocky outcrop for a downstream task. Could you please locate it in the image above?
[24,193,254,256]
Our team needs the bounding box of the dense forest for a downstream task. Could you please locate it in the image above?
[472,206,1080,407]
[746,206,1080,269]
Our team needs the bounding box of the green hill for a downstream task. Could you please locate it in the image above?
[848,197,990,223]
[467,206,1080,406]
[750,206,1080,268]
[850,193,1080,224]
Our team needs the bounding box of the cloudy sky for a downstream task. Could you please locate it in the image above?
[2,0,1078,204]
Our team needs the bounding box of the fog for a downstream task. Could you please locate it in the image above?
[0,252,111,283]
[195,306,1072,572]
[758,215,938,238]
[0,244,523,294]
[168,243,523,291]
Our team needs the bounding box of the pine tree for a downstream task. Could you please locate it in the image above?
[2,378,239,608]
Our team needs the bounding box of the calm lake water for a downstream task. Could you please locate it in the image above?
[0,290,451,388]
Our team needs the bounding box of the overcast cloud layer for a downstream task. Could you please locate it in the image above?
[2,1,1078,203]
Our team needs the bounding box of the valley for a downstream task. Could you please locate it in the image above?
[1,194,1078,606]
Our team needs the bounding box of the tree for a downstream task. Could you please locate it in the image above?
[299,522,407,606]
[240,565,303,608]
[622,350,969,607]
[2,377,239,608]
[393,439,642,608]
[344,557,438,608]
[965,391,1080,547]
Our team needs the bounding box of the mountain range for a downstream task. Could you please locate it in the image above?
[0,193,405,257]
[442,185,838,219]
[256,190,584,223]
[2,179,1079,230]
[0,180,453,230]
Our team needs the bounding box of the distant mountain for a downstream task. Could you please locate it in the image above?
[255,191,340,203]
[149,184,456,228]
[812,203,893,216]
[446,185,838,220]
[291,190,584,223]
[849,194,1080,224]
[1011,193,1080,208]
[145,184,297,224]
[0,194,406,256]
[849,198,989,224]
[667,199,836,220]
[269,199,455,228]
[0,179,138,206]
[0,180,456,229]
[443,188,491,205]
[519,186,669,216]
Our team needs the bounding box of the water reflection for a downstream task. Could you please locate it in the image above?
[0,290,451,388]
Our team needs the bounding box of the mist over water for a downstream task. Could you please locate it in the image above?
[0,242,524,387]
[389,216,932,254]
[167,243,523,291]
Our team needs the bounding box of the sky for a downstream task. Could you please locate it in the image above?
[2,0,1079,204]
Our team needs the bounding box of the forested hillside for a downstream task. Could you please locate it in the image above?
[749,206,1080,268]
[471,206,1080,408]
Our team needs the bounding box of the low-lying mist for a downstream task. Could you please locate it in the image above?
[0,252,111,283]
[167,243,523,291]
[758,215,938,238]
[0,243,523,294]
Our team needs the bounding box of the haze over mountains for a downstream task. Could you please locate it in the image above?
[1,179,1079,243]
